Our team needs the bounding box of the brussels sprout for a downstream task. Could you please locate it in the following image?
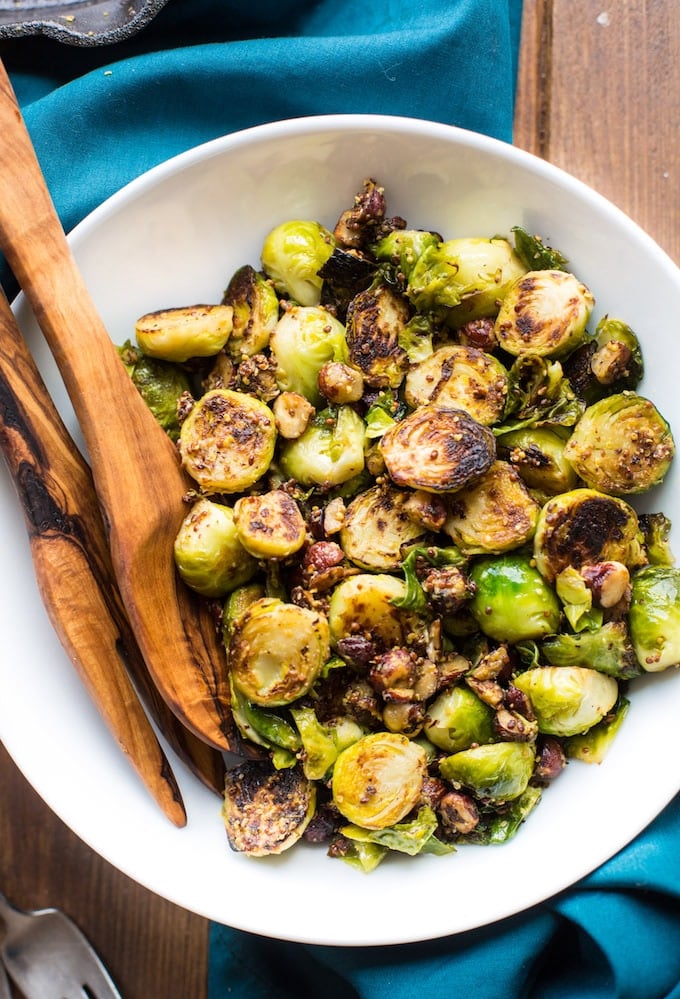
[261,219,336,306]
[331,732,428,829]
[564,696,630,763]
[497,427,578,496]
[135,304,233,362]
[404,344,508,426]
[328,573,414,651]
[469,554,561,643]
[380,404,496,494]
[424,686,495,753]
[340,484,429,572]
[541,621,641,679]
[514,666,618,737]
[564,393,675,495]
[372,228,441,280]
[499,354,585,434]
[439,742,535,801]
[127,352,191,441]
[345,283,410,389]
[222,265,280,360]
[406,237,526,325]
[494,270,594,359]
[179,388,277,493]
[233,489,307,559]
[533,488,643,583]
[222,760,316,856]
[269,305,348,405]
[639,512,675,567]
[317,246,378,320]
[228,597,330,706]
[278,405,365,487]
[173,498,257,598]
[443,460,540,555]
[629,566,680,671]
[591,316,644,390]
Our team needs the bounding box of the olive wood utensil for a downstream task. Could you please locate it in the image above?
[0,59,237,751]
[0,287,226,807]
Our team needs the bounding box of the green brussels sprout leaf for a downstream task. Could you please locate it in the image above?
[511,226,569,272]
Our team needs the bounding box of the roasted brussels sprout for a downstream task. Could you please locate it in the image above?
[424,686,494,753]
[340,484,429,571]
[278,405,365,487]
[125,351,191,441]
[629,566,680,671]
[499,354,585,434]
[438,742,535,801]
[372,228,441,280]
[406,237,526,325]
[228,597,330,705]
[380,404,496,493]
[261,219,335,305]
[469,554,561,643]
[639,512,675,567]
[513,666,619,737]
[269,305,348,405]
[494,269,594,358]
[345,282,410,389]
[135,304,233,362]
[533,488,643,583]
[233,489,307,559]
[404,344,508,426]
[331,732,428,829]
[563,393,675,495]
[328,573,415,652]
[173,498,257,598]
[222,265,279,360]
[222,760,316,855]
[564,697,630,764]
[443,460,540,555]
[179,388,277,493]
[541,621,641,679]
[496,427,578,496]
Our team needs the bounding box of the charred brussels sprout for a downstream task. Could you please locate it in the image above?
[173,498,257,598]
[269,305,348,405]
[495,270,594,358]
[407,237,526,325]
[228,597,330,706]
[222,265,279,360]
[513,666,619,737]
[126,352,191,441]
[629,566,680,671]
[469,554,561,643]
[345,282,410,389]
[439,742,535,801]
[590,317,644,391]
[233,490,307,559]
[278,405,365,487]
[541,621,641,679]
[340,484,429,571]
[533,488,643,583]
[222,760,316,856]
[331,732,428,829]
[424,686,495,753]
[179,389,276,493]
[404,344,508,426]
[497,427,578,497]
[135,304,233,362]
[380,405,496,493]
[564,393,675,495]
[261,219,336,306]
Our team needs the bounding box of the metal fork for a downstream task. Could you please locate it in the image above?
[0,891,122,998]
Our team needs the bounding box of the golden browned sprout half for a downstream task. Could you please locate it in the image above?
[233,490,307,559]
[340,483,430,571]
[494,269,594,359]
[405,343,508,426]
[222,761,316,856]
[444,460,540,555]
[135,304,233,362]
[346,283,410,388]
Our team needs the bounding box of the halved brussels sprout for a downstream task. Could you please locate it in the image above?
[443,460,540,555]
[591,316,644,390]
[407,237,526,325]
[331,732,428,829]
[372,228,441,280]
[345,283,410,389]
[228,597,330,706]
[173,498,257,598]
[469,554,561,643]
[424,685,495,753]
[439,742,535,801]
[564,393,675,495]
[328,573,414,651]
[127,352,191,441]
[404,344,508,426]
[629,566,680,671]
[261,219,335,305]
[179,388,276,493]
[233,489,307,559]
[222,265,280,360]
[135,304,233,362]
[533,488,643,582]
[269,305,348,405]
[494,270,594,358]
[380,405,496,493]
[222,761,316,856]
[340,484,429,571]
[496,427,578,496]
[513,666,618,737]
[541,621,641,679]
[278,405,365,487]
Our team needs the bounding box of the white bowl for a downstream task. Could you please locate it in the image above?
[2,114,680,947]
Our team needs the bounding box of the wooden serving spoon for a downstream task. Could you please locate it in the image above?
[0,61,237,752]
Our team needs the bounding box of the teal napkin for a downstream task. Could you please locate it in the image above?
[3,2,680,996]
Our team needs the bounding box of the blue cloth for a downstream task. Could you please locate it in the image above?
[5,2,680,996]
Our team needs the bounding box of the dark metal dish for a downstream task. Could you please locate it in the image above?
[0,0,170,45]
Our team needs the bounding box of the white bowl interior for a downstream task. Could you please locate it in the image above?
[2,114,679,946]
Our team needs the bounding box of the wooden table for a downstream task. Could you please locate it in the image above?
[1,2,678,995]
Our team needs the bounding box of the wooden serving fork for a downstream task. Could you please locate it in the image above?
[0,61,238,752]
